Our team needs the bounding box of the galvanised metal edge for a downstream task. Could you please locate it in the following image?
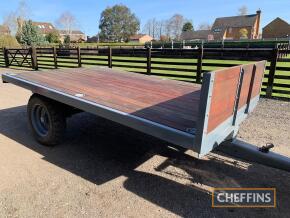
[198,95,260,157]
[193,72,215,154]
[232,67,245,126]
[244,61,266,115]
[195,62,265,157]
[2,73,196,150]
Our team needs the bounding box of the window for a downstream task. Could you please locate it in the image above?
[213,28,221,33]
[228,27,232,34]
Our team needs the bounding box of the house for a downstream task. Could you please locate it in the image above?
[181,30,213,41]
[32,22,56,36]
[16,18,56,36]
[0,25,10,35]
[181,10,261,41]
[129,34,153,43]
[211,10,261,40]
[262,18,290,39]
[59,30,86,43]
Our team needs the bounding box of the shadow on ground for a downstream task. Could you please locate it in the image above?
[1,105,289,217]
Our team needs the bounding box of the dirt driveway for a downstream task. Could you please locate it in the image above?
[0,68,290,218]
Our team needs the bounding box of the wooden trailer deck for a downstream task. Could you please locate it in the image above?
[8,67,201,132]
[2,61,266,156]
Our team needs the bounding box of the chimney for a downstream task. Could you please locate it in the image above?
[255,9,261,39]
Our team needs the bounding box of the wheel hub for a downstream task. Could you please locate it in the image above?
[31,104,51,137]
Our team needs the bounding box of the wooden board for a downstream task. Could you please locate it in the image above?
[14,67,201,132]
[206,61,266,133]
[207,66,241,133]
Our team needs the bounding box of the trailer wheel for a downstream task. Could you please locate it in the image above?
[27,94,66,146]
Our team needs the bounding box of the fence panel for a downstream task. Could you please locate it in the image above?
[1,46,290,100]
[2,48,33,69]
[0,48,5,67]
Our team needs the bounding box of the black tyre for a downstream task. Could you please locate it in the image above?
[27,94,66,146]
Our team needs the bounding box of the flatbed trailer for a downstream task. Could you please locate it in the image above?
[2,61,290,172]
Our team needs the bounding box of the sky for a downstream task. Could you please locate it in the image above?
[0,0,289,36]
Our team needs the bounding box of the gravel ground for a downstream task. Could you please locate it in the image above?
[0,68,290,218]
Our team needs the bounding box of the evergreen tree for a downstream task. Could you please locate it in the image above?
[182,22,194,32]
[16,20,44,46]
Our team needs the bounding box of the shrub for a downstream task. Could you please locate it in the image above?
[64,35,70,44]
[0,35,20,48]
[16,20,45,46]
[46,31,61,43]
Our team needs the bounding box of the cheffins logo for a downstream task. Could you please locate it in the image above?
[212,188,276,208]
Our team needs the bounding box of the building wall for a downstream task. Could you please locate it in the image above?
[263,19,290,39]
[139,35,153,43]
[220,11,261,40]
[253,18,259,38]
[224,26,253,40]
[60,34,86,42]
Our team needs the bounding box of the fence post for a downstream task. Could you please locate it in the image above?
[266,47,278,98]
[146,47,151,75]
[108,47,112,68]
[53,47,58,69]
[77,46,82,67]
[196,45,204,83]
[3,47,9,68]
[31,47,38,70]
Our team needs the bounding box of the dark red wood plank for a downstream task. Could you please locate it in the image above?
[207,66,240,133]
[15,67,201,132]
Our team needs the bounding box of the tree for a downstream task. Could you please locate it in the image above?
[239,28,248,38]
[238,6,248,15]
[168,14,186,40]
[64,35,70,44]
[3,0,29,36]
[198,22,212,30]
[182,22,194,32]
[16,20,44,46]
[143,18,158,39]
[99,4,140,42]
[3,13,16,35]
[56,11,76,35]
[164,20,172,39]
[143,18,165,40]
[46,30,61,43]
[142,14,190,40]
[143,19,154,38]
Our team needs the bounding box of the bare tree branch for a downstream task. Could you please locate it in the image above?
[198,22,212,30]
[168,14,186,40]
[56,11,77,35]
[2,0,30,36]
